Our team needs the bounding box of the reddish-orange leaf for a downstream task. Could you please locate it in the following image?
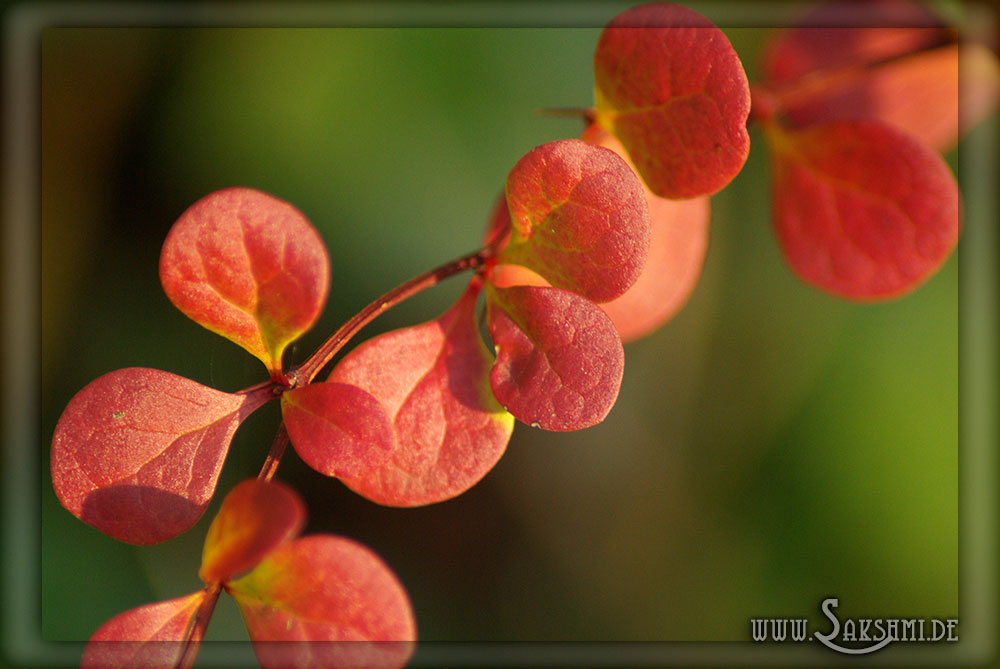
[497,139,650,303]
[581,123,710,340]
[160,187,330,378]
[593,2,750,198]
[486,284,624,431]
[765,41,999,153]
[281,382,395,479]
[329,279,514,506]
[760,1,951,87]
[51,368,273,544]
[199,479,306,583]
[767,119,960,299]
[81,590,205,669]
[228,535,416,668]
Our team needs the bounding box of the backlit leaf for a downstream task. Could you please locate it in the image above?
[760,1,951,87]
[329,279,514,506]
[497,139,650,303]
[593,2,750,198]
[160,187,330,377]
[81,591,205,669]
[486,284,624,431]
[767,119,960,299]
[281,382,395,479]
[765,42,999,153]
[228,535,415,669]
[199,479,305,583]
[581,124,710,340]
[51,368,273,544]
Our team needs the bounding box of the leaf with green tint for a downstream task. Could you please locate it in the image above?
[50,367,273,545]
[329,279,514,506]
[228,535,416,668]
[159,187,330,377]
[593,2,751,198]
[199,479,305,583]
[497,139,650,304]
[486,284,624,431]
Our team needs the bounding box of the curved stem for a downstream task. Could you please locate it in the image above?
[258,422,290,482]
[176,582,222,669]
[290,245,497,385]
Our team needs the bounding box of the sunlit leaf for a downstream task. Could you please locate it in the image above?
[765,42,999,152]
[760,1,951,87]
[593,2,750,198]
[199,479,306,583]
[767,119,960,299]
[581,124,710,340]
[160,187,330,377]
[81,591,205,669]
[51,368,273,544]
[228,535,415,669]
[329,279,514,506]
[497,139,650,303]
[486,284,624,431]
[281,382,395,479]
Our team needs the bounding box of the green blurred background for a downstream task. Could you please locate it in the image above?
[36,2,969,662]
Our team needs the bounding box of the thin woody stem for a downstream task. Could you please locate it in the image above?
[176,582,222,669]
[257,422,290,482]
[289,245,497,386]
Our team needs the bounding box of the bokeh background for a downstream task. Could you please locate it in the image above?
[32,1,984,665]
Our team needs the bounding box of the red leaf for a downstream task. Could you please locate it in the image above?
[51,368,272,544]
[593,2,750,198]
[765,42,999,152]
[329,279,514,506]
[767,119,960,299]
[760,1,951,87]
[199,479,306,583]
[497,139,650,303]
[82,591,205,669]
[160,187,330,377]
[581,123,710,341]
[228,535,415,668]
[281,382,395,479]
[486,285,624,431]
[757,2,1000,152]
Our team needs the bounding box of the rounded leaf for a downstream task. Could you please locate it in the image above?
[199,478,306,583]
[594,2,751,198]
[82,591,205,669]
[160,187,330,377]
[768,119,960,299]
[51,368,273,544]
[281,382,395,479]
[498,138,650,303]
[581,124,710,340]
[228,535,416,668]
[486,284,624,431]
[330,279,514,506]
